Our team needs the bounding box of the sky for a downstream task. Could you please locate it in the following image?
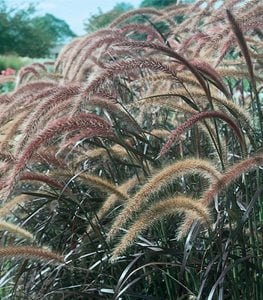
[9,0,143,36]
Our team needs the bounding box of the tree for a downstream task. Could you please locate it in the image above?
[140,0,177,8]
[140,0,194,8]
[84,2,133,33]
[32,13,75,44]
[0,0,75,58]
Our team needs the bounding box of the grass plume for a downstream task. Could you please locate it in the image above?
[87,175,139,234]
[0,194,35,217]
[4,113,113,197]
[202,153,263,207]
[0,220,34,240]
[159,110,245,157]
[178,153,263,239]
[108,158,221,239]
[0,246,64,264]
[111,196,211,259]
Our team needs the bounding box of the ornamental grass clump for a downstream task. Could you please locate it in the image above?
[0,1,262,299]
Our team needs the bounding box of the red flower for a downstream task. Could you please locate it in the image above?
[1,68,16,76]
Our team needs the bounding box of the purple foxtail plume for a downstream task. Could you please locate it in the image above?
[159,111,245,157]
[5,113,114,197]
[226,9,263,133]
[114,39,212,101]
[109,8,164,28]
[63,29,122,79]
[59,128,113,152]
[226,10,254,86]
[88,97,140,133]
[17,66,41,85]
[32,150,68,170]
[0,94,11,105]
[0,75,15,84]
[20,172,65,191]
[70,30,124,81]
[0,83,58,127]
[55,37,81,73]
[15,83,81,154]
[81,57,200,99]
[0,151,15,163]
[178,153,263,239]
[190,59,230,98]
[0,246,64,263]
[120,24,163,42]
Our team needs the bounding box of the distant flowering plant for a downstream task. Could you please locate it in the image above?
[0,67,16,93]
[1,67,16,76]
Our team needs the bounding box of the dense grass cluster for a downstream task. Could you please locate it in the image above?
[0,0,262,299]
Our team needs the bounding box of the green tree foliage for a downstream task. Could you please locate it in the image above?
[0,0,75,58]
[84,2,133,33]
[140,0,194,33]
[83,1,193,35]
[140,0,177,8]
